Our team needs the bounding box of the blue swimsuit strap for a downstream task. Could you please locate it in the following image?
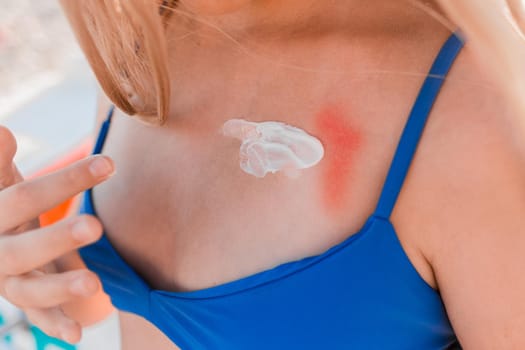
[93,105,115,154]
[374,33,464,220]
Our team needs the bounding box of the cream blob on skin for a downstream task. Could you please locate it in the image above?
[222,119,325,178]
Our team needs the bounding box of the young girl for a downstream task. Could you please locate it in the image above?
[0,0,524,349]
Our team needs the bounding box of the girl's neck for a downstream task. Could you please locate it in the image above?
[173,0,446,42]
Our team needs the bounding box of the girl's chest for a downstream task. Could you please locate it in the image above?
[91,109,400,293]
[90,62,423,292]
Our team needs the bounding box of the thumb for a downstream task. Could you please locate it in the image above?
[0,126,23,189]
[0,126,37,234]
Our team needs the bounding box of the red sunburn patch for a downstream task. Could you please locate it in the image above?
[314,106,362,213]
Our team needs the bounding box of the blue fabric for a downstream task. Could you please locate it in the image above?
[79,33,464,349]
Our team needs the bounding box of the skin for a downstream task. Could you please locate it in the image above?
[437,0,525,134]
[179,0,251,15]
[314,106,362,214]
[3,0,525,349]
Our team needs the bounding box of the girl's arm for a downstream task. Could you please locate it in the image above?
[396,77,525,348]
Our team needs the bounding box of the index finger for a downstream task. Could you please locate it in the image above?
[0,155,114,233]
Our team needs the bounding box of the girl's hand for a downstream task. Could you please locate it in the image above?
[0,126,114,343]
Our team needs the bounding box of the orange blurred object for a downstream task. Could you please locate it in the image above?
[33,139,93,227]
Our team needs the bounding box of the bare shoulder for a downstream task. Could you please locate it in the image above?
[393,43,525,348]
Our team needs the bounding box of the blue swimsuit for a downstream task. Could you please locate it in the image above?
[79,33,463,349]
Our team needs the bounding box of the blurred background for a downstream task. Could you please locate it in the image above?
[0,0,97,174]
[0,1,119,349]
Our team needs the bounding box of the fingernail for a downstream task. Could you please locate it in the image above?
[71,220,94,242]
[89,156,114,177]
[70,276,98,296]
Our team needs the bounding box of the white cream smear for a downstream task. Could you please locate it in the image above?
[221,119,325,178]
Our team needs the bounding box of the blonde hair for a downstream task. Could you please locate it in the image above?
[60,0,525,129]
[59,0,176,124]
